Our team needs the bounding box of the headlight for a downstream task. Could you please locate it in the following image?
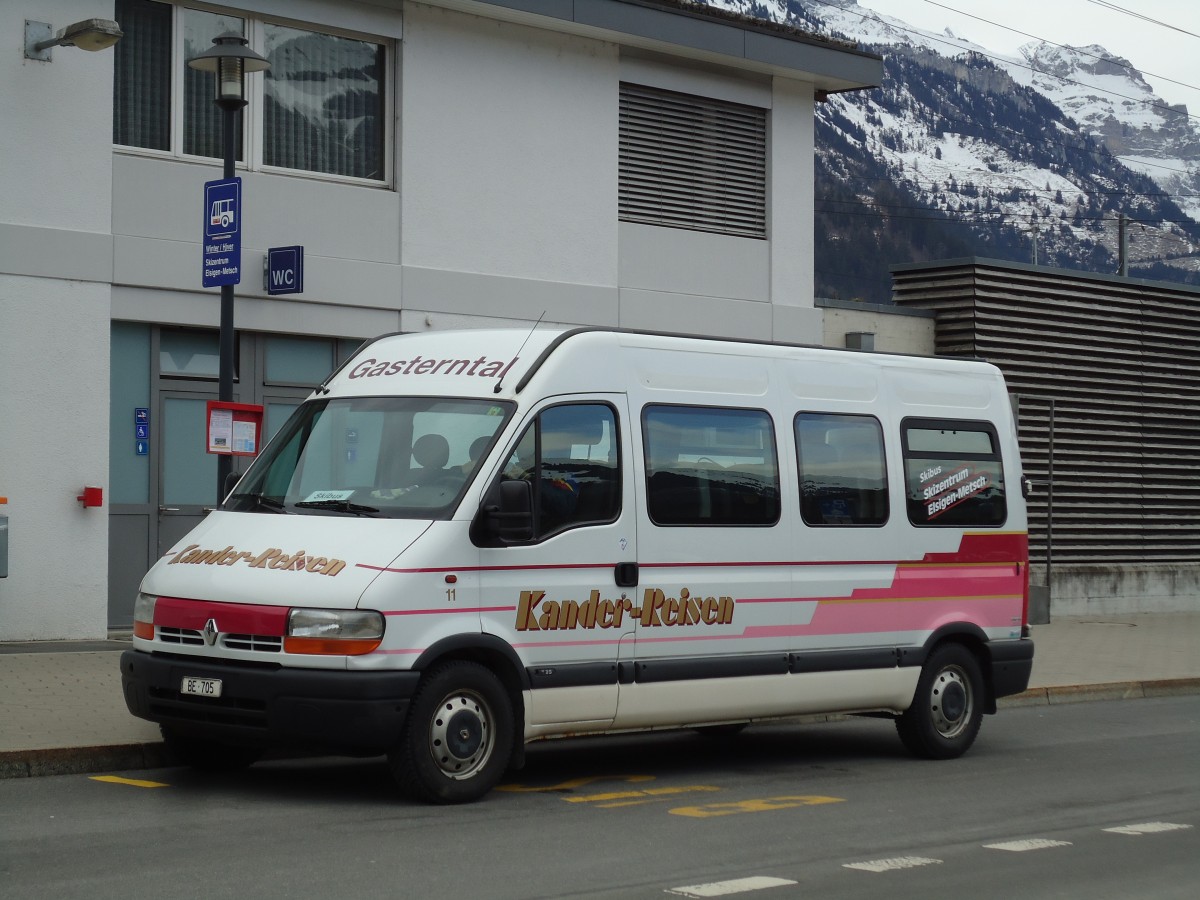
[285,608,384,656]
[133,593,157,640]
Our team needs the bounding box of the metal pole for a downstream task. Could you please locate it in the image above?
[1118,214,1128,276]
[1046,398,1054,601]
[216,103,236,501]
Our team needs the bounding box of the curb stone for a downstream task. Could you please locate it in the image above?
[0,743,168,780]
[998,678,1200,709]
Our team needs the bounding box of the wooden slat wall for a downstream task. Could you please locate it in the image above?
[893,260,1200,565]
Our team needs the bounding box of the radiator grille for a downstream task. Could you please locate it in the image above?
[155,627,281,653]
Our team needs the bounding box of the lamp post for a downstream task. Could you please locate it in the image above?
[187,32,269,502]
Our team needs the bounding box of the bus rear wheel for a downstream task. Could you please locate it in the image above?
[389,661,515,804]
[896,643,984,760]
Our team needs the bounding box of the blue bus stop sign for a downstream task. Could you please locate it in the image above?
[203,177,241,288]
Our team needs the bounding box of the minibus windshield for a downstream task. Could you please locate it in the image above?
[224,396,514,519]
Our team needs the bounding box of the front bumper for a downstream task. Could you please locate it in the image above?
[120,650,421,754]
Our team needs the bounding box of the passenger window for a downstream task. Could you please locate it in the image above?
[796,413,888,526]
[500,404,621,539]
[902,418,1007,527]
[643,405,780,526]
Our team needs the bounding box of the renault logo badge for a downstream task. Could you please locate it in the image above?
[202,618,219,646]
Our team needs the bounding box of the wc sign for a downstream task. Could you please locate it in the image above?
[265,245,304,296]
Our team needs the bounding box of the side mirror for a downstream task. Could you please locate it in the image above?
[222,470,242,504]
[480,479,533,543]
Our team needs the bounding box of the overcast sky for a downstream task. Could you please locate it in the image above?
[854,0,1200,110]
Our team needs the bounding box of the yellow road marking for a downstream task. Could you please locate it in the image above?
[670,795,844,818]
[497,774,656,793]
[89,775,170,789]
[565,784,721,805]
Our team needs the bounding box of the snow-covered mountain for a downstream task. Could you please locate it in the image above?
[697,0,1200,302]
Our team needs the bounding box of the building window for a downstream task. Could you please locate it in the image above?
[265,336,335,385]
[796,413,889,526]
[159,328,223,379]
[113,0,172,151]
[182,8,246,160]
[113,0,388,183]
[263,24,385,179]
[643,405,780,526]
[902,418,1007,527]
[618,83,767,239]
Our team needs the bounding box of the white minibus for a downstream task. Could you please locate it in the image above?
[122,327,1034,803]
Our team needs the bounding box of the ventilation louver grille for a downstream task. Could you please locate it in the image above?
[619,83,767,239]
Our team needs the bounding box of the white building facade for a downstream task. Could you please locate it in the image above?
[0,0,881,639]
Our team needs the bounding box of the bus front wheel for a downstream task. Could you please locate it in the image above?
[896,643,984,759]
[389,660,515,804]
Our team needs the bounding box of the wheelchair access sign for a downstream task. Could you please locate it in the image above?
[203,177,241,288]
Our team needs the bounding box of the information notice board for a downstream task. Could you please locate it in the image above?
[206,401,263,457]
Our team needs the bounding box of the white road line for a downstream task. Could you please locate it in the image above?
[984,838,1073,852]
[842,856,943,873]
[665,876,797,898]
[1104,822,1194,835]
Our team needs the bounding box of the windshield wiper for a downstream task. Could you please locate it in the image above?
[293,499,381,517]
[228,492,289,513]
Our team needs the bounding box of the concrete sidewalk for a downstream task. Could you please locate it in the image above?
[2,614,1199,778]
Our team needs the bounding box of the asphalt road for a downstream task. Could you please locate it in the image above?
[1,697,1196,900]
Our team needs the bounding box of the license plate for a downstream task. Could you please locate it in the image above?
[181,676,223,698]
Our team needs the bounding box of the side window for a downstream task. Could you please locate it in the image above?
[643,405,780,526]
[902,418,1007,527]
[796,413,888,526]
[501,404,621,540]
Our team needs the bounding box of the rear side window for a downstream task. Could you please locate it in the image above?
[796,413,888,526]
[643,405,780,526]
[902,418,1006,527]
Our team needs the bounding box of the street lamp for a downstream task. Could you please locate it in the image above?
[187,32,269,501]
[24,18,123,60]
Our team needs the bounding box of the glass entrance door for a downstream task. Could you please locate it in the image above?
[158,392,220,557]
[108,327,363,628]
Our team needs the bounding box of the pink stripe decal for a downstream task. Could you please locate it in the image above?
[359,562,614,574]
[801,596,1020,634]
[354,532,1025,576]
[382,606,515,617]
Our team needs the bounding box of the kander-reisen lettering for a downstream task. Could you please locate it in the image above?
[515,587,735,632]
[167,544,346,576]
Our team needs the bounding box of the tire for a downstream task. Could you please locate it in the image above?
[389,661,515,804]
[160,726,262,773]
[896,643,984,760]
